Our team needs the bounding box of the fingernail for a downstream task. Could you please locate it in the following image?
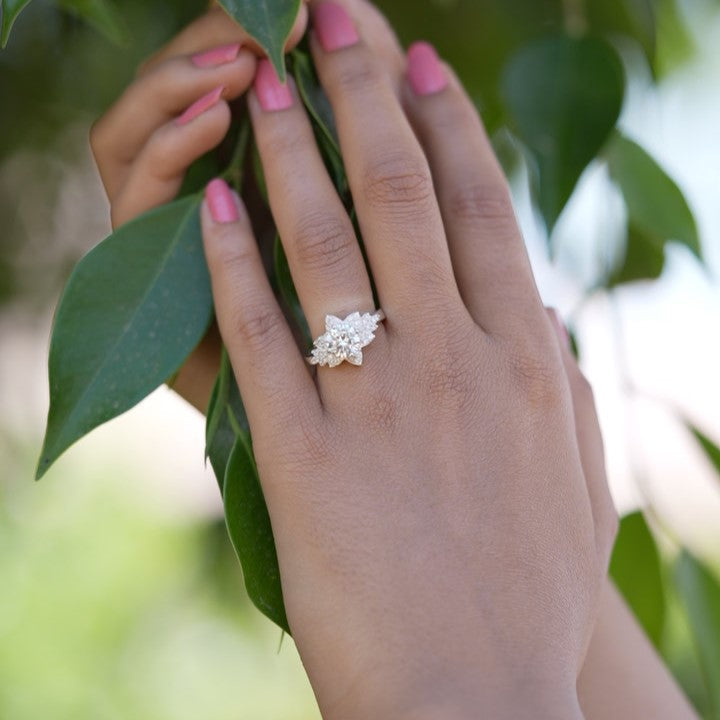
[313,1,359,52]
[176,85,224,126]
[206,178,241,224]
[407,41,448,96]
[254,59,293,111]
[549,308,570,350]
[191,42,242,68]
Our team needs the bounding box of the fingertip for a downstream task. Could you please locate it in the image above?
[205,178,247,225]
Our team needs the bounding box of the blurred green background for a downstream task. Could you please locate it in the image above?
[2,0,720,718]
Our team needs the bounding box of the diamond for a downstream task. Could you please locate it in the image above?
[307,310,385,367]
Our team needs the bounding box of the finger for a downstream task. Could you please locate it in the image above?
[402,43,546,337]
[201,178,319,437]
[140,5,310,75]
[548,309,618,569]
[309,1,462,324]
[91,50,255,199]
[249,63,374,346]
[111,94,232,228]
[326,0,404,89]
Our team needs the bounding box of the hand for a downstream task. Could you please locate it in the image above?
[89,3,310,412]
[199,1,618,718]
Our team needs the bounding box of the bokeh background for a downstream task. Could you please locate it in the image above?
[1,0,719,718]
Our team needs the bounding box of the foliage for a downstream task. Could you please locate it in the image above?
[1,0,719,714]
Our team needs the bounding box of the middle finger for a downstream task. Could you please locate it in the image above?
[309,1,462,325]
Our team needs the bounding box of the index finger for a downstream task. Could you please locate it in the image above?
[139,3,310,76]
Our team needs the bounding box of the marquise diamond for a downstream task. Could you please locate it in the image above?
[308,311,385,367]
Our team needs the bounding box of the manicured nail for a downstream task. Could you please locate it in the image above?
[549,308,570,350]
[206,178,240,224]
[407,41,448,96]
[313,1,359,52]
[191,42,242,68]
[254,59,293,111]
[176,85,224,126]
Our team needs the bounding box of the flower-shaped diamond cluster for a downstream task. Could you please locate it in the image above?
[309,312,382,367]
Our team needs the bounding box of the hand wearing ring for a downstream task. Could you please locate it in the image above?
[198,1,618,718]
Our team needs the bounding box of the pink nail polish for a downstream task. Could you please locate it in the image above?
[313,2,359,52]
[176,85,224,126]
[206,178,241,224]
[407,41,448,96]
[191,42,242,68]
[254,59,293,111]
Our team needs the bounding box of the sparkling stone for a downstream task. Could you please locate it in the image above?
[308,310,384,367]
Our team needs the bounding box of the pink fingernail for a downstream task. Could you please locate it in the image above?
[313,1,359,52]
[254,59,293,111]
[176,85,225,126]
[206,178,240,224]
[550,308,571,349]
[191,42,242,68]
[407,42,448,96]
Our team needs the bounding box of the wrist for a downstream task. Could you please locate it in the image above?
[323,671,583,720]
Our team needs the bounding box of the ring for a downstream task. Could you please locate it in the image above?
[307,310,386,367]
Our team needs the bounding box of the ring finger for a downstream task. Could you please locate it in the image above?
[249,61,378,378]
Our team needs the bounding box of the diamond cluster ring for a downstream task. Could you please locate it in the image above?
[307,310,386,368]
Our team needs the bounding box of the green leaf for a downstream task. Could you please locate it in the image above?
[656,0,696,76]
[610,511,666,647]
[274,234,310,346]
[290,48,348,195]
[56,0,129,46]
[1,0,33,47]
[606,133,701,260]
[224,435,288,632]
[218,0,301,81]
[501,33,624,231]
[36,196,212,479]
[609,222,665,286]
[291,48,340,156]
[205,347,248,492]
[690,426,720,482]
[674,550,720,716]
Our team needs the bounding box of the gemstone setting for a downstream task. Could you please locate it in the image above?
[308,311,385,367]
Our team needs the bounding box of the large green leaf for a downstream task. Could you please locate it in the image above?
[56,0,129,46]
[36,196,212,479]
[610,511,666,647]
[218,0,301,81]
[273,234,310,346]
[1,0,32,47]
[501,33,624,231]
[224,435,288,632]
[205,347,248,492]
[674,551,720,717]
[606,133,701,268]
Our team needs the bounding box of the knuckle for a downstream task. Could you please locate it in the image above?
[331,56,384,95]
[448,182,516,227]
[362,152,434,209]
[507,347,566,410]
[232,305,285,354]
[292,213,356,275]
[357,391,401,435]
[208,227,255,269]
[416,324,479,410]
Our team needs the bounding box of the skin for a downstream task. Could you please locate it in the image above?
[90,1,698,718]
